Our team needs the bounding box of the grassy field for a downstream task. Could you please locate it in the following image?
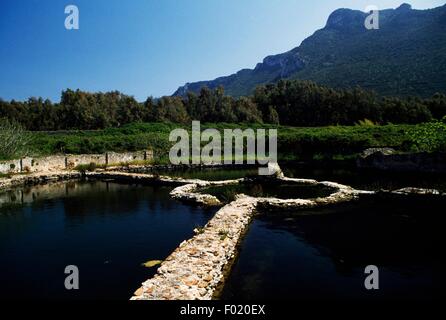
[12,121,442,164]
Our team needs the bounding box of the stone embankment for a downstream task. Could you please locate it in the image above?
[0,171,81,190]
[257,179,360,211]
[131,195,258,300]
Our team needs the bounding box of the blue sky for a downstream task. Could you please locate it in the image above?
[0,0,444,101]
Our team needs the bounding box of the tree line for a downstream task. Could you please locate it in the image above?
[1,80,445,131]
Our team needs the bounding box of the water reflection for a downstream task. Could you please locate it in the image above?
[0,181,216,300]
[222,197,438,301]
[151,167,259,181]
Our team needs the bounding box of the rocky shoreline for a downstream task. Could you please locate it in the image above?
[0,171,82,190]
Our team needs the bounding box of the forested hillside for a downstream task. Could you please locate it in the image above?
[174,3,446,98]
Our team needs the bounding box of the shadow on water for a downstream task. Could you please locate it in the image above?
[150,167,259,181]
[281,162,446,192]
[0,181,217,300]
[199,181,336,203]
[222,196,440,301]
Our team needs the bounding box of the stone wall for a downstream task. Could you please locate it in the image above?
[107,150,149,166]
[0,150,153,174]
[0,159,21,174]
[22,155,67,172]
[65,154,106,170]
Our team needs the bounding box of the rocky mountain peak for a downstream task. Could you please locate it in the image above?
[325,8,365,30]
[397,3,412,11]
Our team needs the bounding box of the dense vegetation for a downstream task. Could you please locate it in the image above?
[252,80,445,126]
[1,80,446,131]
[0,121,442,162]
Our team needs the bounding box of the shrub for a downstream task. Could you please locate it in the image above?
[406,121,446,152]
[75,162,98,172]
[0,118,32,160]
[356,119,377,126]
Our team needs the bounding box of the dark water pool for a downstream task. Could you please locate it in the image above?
[222,197,438,301]
[136,167,259,181]
[199,182,335,203]
[281,164,446,191]
[0,180,216,300]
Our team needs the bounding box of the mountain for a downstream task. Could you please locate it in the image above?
[173,3,446,98]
